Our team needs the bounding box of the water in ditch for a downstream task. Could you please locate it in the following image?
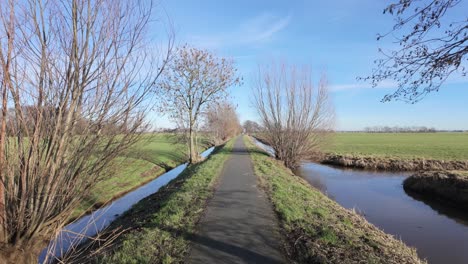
[39,147,215,263]
[254,139,468,264]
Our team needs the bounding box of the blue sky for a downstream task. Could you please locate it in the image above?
[152,0,468,131]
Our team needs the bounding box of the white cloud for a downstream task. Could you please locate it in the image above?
[188,12,291,49]
[330,80,397,91]
[330,75,468,92]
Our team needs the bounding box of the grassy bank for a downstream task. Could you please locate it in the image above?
[244,136,424,264]
[404,170,468,210]
[326,132,468,160]
[75,133,211,219]
[74,138,234,263]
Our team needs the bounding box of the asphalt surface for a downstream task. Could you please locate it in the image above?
[187,136,286,264]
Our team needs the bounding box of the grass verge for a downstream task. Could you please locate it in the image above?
[244,136,425,264]
[404,170,468,210]
[75,138,234,263]
[73,133,211,220]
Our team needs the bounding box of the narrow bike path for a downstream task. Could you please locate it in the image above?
[187,136,286,264]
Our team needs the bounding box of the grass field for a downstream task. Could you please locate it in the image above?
[325,132,468,160]
[75,133,211,218]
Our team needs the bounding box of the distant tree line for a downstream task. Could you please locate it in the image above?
[242,120,262,134]
[364,126,436,133]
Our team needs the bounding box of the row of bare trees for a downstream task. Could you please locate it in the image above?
[0,0,334,262]
[0,0,173,262]
[364,126,436,133]
[205,102,242,145]
[242,120,262,134]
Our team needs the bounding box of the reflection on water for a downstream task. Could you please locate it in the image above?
[39,147,215,263]
[295,162,468,264]
[404,189,468,227]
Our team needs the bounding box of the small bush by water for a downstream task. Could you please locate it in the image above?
[244,136,425,264]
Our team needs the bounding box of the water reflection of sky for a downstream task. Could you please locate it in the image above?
[295,162,468,264]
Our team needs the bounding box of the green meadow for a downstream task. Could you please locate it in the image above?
[325,132,468,160]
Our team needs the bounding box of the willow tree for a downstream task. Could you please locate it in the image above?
[159,46,241,163]
[253,63,334,169]
[0,0,172,262]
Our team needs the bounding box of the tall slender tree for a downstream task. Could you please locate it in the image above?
[159,46,241,163]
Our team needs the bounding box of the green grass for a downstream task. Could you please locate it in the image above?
[325,132,468,160]
[244,136,424,264]
[75,133,211,219]
[76,138,234,263]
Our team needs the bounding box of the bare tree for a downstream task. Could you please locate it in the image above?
[253,63,334,169]
[205,102,242,144]
[159,46,241,163]
[364,0,467,102]
[0,0,173,262]
[243,120,262,134]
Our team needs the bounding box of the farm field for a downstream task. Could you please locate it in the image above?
[325,132,468,161]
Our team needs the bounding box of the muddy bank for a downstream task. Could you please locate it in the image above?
[321,154,468,171]
[404,171,468,209]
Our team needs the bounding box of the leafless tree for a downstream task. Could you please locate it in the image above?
[364,0,467,102]
[205,102,242,145]
[0,0,173,262]
[159,46,241,163]
[243,120,262,134]
[253,63,334,169]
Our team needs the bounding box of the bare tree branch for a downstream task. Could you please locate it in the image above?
[362,0,467,102]
[0,0,173,262]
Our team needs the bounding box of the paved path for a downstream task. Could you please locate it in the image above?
[187,136,286,264]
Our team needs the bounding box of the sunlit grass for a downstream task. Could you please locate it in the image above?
[74,133,211,219]
[244,136,424,264]
[86,138,234,263]
[325,132,468,160]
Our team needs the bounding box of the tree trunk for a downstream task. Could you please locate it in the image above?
[189,125,195,164]
[0,57,9,244]
[0,241,46,264]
